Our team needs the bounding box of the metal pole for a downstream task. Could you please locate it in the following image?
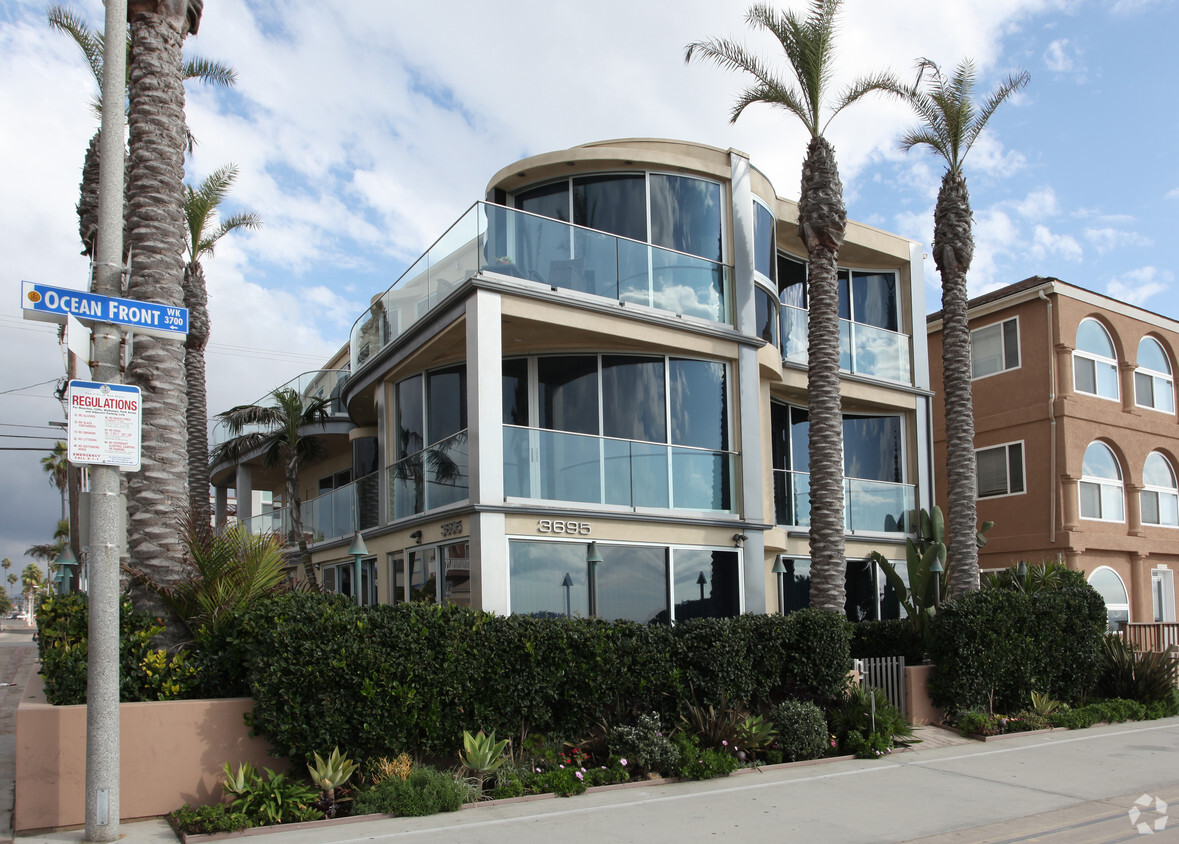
[86,0,127,838]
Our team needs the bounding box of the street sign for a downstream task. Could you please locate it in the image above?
[67,380,141,469]
[21,280,188,339]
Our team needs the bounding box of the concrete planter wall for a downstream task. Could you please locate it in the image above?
[15,673,280,833]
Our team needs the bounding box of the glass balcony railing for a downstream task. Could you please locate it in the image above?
[239,471,380,546]
[504,426,736,512]
[209,368,349,449]
[774,470,913,533]
[350,202,733,372]
[779,305,911,384]
[388,430,470,521]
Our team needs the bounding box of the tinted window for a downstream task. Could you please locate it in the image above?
[573,175,646,241]
[539,356,598,435]
[669,359,727,450]
[602,355,666,442]
[650,174,722,262]
[395,374,424,459]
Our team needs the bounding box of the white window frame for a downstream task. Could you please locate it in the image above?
[1141,452,1179,528]
[975,440,1026,499]
[1079,441,1125,522]
[1152,568,1176,623]
[1073,318,1120,401]
[971,316,1021,380]
[1134,336,1175,414]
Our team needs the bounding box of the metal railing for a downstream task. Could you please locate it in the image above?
[209,368,349,448]
[780,304,912,384]
[774,470,914,533]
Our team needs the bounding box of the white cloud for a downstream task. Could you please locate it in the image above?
[1106,267,1173,306]
[1043,38,1082,73]
[1166,187,1179,200]
[1030,225,1083,262]
[1084,227,1152,255]
[1012,187,1061,220]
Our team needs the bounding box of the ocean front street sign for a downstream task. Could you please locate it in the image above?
[21,280,188,339]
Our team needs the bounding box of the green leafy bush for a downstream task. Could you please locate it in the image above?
[227,594,851,765]
[670,733,739,779]
[351,767,472,816]
[169,803,250,835]
[35,592,199,705]
[221,762,322,826]
[608,712,678,777]
[1003,712,1050,732]
[955,709,1000,737]
[767,699,829,762]
[831,685,912,750]
[927,586,1106,714]
[844,730,892,759]
[1145,689,1179,720]
[850,619,926,666]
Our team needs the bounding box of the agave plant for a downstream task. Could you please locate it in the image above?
[307,747,359,817]
[458,730,509,795]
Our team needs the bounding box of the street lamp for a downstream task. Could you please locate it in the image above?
[561,572,573,618]
[772,558,788,614]
[55,546,78,595]
[347,532,369,607]
[696,571,707,601]
[930,556,944,608]
[1016,560,1028,591]
[586,542,602,618]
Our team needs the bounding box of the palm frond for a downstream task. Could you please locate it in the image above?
[46,5,103,85]
[183,55,237,87]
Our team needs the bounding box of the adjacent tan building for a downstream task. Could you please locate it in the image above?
[928,276,1179,628]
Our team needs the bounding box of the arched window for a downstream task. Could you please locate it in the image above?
[1142,452,1179,527]
[1074,319,1119,400]
[1135,337,1175,413]
[1080,442,1124,521]
[1088,566,1129,631]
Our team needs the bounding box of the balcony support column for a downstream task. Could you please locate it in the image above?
[467,289,507,612]
[236,464,253,525]
[214,486,228,529]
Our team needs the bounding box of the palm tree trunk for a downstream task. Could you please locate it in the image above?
[123,5,190,626]
[287,454,318,588]
[78,132,101,259]
[185,260,213,533]
[934,171,980,597]
[798,136,847,613]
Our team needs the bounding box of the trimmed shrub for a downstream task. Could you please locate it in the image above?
[767,699,829,762]
[927,586,1105,714]
[227,594,852,765]
[850,618,925,665]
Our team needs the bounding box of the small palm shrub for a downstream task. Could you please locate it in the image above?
[352,766,472,816]
[221,762,322,826]
[768,699,829,762]
[832,685,912,753]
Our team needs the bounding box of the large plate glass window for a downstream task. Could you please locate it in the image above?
[1135,336,1175,413]
[753,200,778,345]
[1073,318,1119,400]
[976,442,1025,498]
[504,354,732,511]
[1079,441,1124,521]
[391,365,468,520]
[971,317,1020,379]
[1141,452,1179,527]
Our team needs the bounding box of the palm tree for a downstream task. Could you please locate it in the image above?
[121,0,204,616]
[686,0,898,612]
[212,388,330,587]
[184,165,262,528]
[897,59,1028,597]
[47,4,234,258]
[41,441,69,523]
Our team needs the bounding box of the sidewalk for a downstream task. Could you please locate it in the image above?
[11,716,1179,844]
[0,625,39,844]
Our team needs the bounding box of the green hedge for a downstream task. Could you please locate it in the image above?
[223,594,850,764]
[927,586,1105,713]
[850,619,926,665]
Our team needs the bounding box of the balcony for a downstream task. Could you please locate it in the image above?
[1119,622,1179,654]
[774,470,914,533]
[209,369,349,449]
[780,304,912,384]
[350,202,733,372]
[504,426,736,512]
[239,471,380,546]
[388,430,470,521]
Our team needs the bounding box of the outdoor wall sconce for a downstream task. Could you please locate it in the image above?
[732,533,747,547]
[410,530,422,545]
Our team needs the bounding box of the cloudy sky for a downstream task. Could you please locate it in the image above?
[1,0,1177,581]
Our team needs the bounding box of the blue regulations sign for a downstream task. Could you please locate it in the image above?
[21,280,188,339]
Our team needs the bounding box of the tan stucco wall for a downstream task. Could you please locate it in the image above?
[15,673,280,832]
